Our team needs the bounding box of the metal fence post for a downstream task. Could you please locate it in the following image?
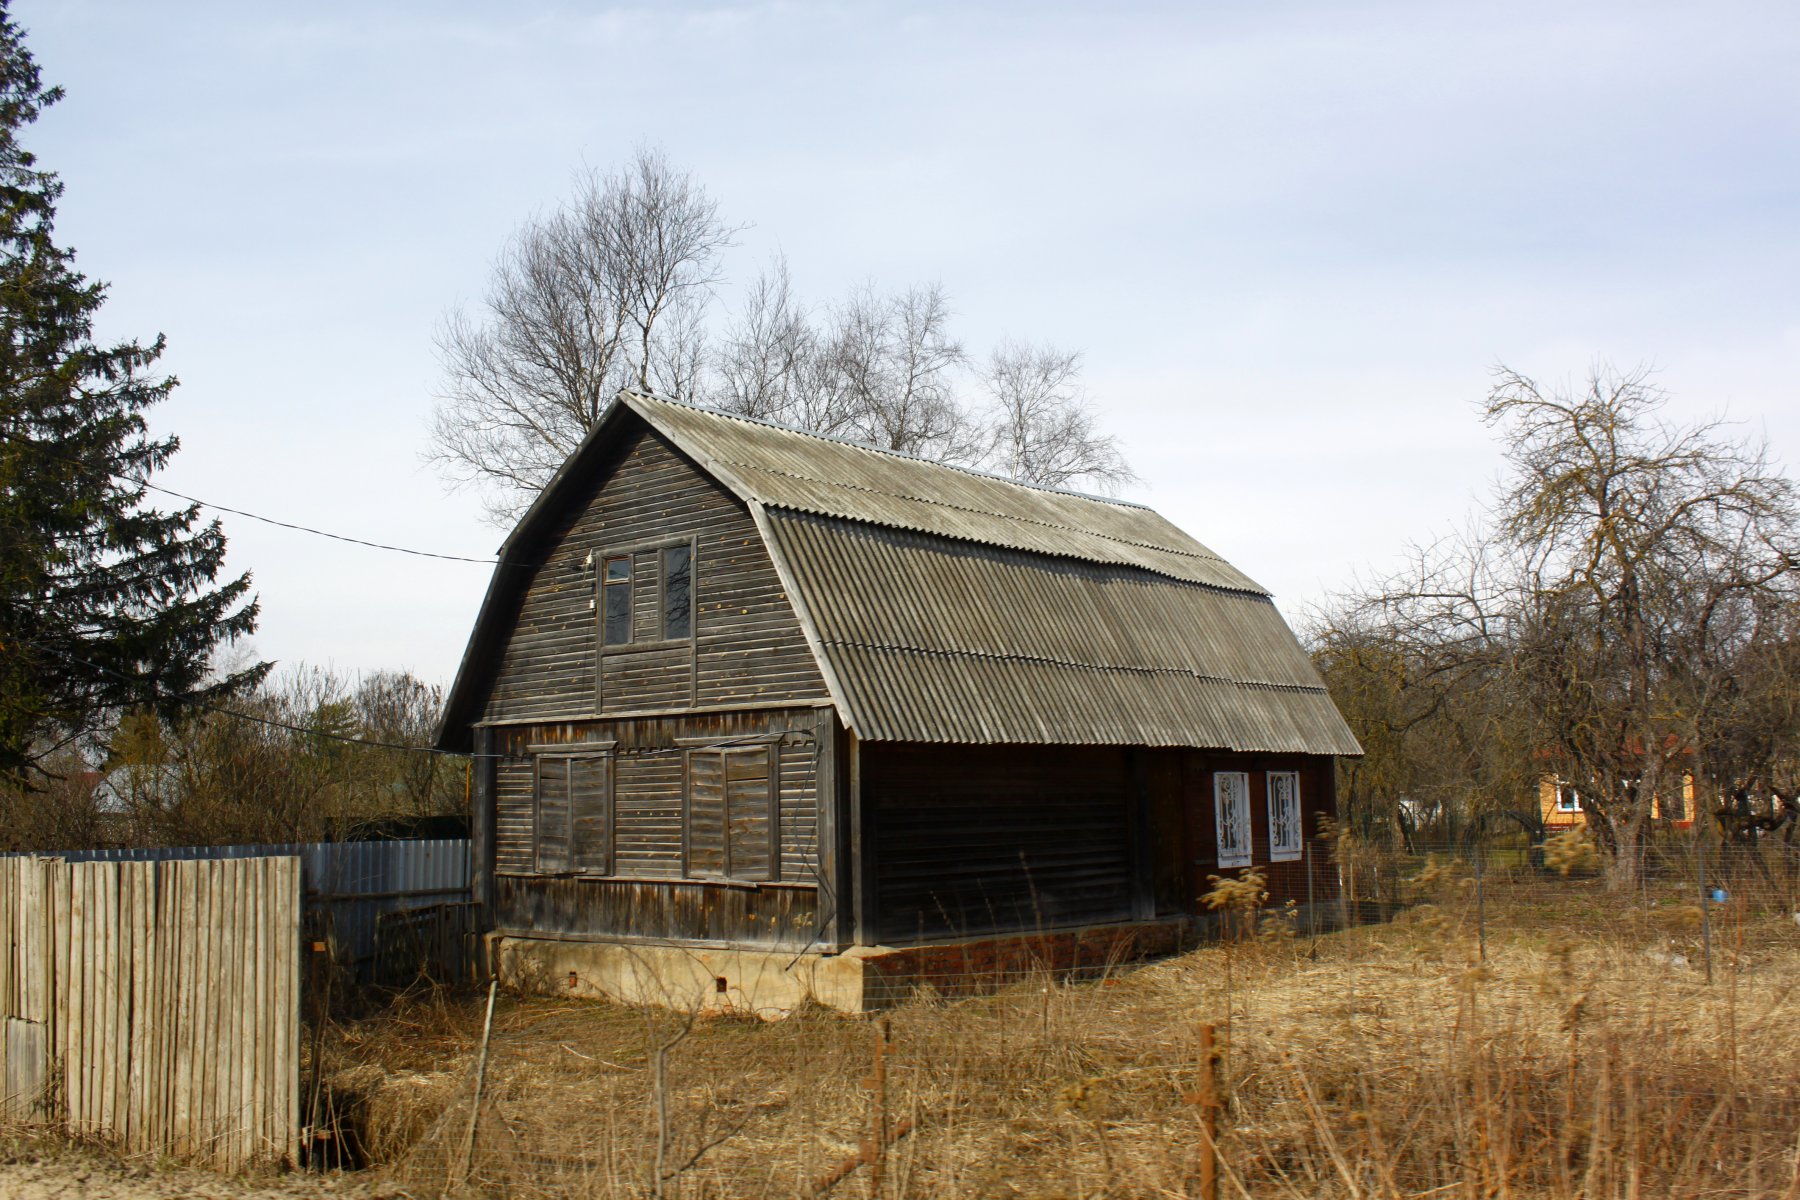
[1198,1022,1219,1200]
[1475,824,1487,963]
[1304,840,1315,936]
[1696,831,1714,985]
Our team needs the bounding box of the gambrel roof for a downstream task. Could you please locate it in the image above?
[438,392,1360,756]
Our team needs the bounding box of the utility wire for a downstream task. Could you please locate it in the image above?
[137,479,503,564]
[0,427,513,566]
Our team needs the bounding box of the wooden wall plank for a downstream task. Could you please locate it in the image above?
[173,860,195,1158]
[52,862,71,1132]
[204,860,219,1167]
[104,863,122,1148]
[72,862,90,1135]
[283,856,301,1166]
[0,861,13,1094]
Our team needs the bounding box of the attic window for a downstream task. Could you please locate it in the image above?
[663,544,692,639]
[602,556,632,644]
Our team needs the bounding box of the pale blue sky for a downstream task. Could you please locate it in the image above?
[21,1,1800,686]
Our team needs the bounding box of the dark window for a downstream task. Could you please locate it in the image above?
[684,746,776,881]
[602,556,632,645]
[663,544,692,639]
[535,754,613,875]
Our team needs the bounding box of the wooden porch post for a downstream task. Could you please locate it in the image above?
[470,726,496,920]
[849,734,878,946]
[1126,748,1156,922]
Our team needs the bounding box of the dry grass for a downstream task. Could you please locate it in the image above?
[324,878,1800,1198]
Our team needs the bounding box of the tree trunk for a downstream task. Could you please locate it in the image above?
[1604,818,1641,892]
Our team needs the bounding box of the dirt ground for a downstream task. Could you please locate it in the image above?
[0,1138,387,1200]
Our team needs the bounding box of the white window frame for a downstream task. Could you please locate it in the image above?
[1267,770,1302,862]
[1556,784,1581,813]
[1214,771,1253,868]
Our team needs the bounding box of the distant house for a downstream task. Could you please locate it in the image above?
[437,392,1361,1010]
[1537,774,1695,832]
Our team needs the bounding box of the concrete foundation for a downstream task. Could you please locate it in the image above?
[492,919,1192,1016]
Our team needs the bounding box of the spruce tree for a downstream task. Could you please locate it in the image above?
[0,1,264,783]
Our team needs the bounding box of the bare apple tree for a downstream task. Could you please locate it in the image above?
[1316,365,1800,889]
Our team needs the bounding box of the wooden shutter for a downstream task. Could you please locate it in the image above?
[571,755,614,875]
[685,751,727,877]
[684,746,778,881]
[535,757,571,873]
[725,747,776,882]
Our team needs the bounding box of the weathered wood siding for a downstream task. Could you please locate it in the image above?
[494,876,820,948]
[490,708,830,948]
[863,744,1134,943]
[481,420,827,725]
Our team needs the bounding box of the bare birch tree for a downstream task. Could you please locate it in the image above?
[430,154,1140,514]
[429,149,735,523]
[978,340,1137,494]
[708,259,820,425]
[825,283,979,462]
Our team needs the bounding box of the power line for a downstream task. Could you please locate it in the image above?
[0,427,511,566]
[139,479,503,564]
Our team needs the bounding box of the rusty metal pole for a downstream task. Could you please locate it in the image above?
[1199,1022,1219,1200]
[864,1017,891,1199]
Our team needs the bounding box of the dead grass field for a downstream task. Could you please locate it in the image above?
[311,876,1799,1199]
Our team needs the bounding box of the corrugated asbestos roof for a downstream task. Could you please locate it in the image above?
[437,392,1359,756]
[763,511,1361,754]
[630,393,1266,593]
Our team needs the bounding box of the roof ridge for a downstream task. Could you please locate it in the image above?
[727,458,1228,564]
[625,389,1157,512]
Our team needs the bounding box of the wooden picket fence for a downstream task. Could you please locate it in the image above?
[0,855,300,1170]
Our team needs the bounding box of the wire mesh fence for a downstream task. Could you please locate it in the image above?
[297,823,1800,1199]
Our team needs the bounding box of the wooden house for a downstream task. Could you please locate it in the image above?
[1537,775,1696,833]
[437,392,1361,1010]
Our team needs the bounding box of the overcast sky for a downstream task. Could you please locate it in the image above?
[20,0,1800,689]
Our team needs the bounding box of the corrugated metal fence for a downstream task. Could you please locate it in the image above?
[8,840,473,983]
[0,855,301,1170]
